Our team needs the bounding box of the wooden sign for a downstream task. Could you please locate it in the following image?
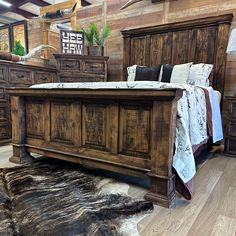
[60,30,84,54]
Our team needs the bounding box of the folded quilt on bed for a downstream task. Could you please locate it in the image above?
[31,81,223,185]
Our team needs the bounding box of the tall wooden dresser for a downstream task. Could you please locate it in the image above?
[54,54,109,82]
[224,96,236,157]
[0,60,58,144]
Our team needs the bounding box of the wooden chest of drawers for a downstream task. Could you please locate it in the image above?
[0,60,57,144]
[224,96,236,156]
[54,54,109,82]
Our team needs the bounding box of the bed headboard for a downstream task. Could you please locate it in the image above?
[121,14,233,97]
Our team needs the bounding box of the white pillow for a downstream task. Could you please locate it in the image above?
[187,63,213,86]
[127,65,137,81]
[170,62,193,84]
[158,65,163,81]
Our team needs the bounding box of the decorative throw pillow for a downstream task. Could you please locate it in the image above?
[160,64,174,83]
[170,62,193,84]
[135,65,161,81]
[127,65,138,81]
[187,63,213,86]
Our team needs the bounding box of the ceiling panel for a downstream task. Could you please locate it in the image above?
[19,2,40,15]
[3,12,25,21]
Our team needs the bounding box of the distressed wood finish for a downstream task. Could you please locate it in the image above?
[0,60,57,144]
[121,14,233,98]
[7,87,183,207]
[224,96,236,157]
[54,54,109,82]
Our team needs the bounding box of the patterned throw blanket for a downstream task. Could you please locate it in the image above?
[0,159,153,236]
[31,81,223,185]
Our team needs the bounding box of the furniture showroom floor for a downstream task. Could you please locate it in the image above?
[0,145,235,236]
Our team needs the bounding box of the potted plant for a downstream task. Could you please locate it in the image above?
[81,22,111,56]
[13,40,26,56]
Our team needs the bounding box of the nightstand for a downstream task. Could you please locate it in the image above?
[224,96,236,156]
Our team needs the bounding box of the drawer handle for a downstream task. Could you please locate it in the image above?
[40,77,48,80]
[66,64,74,68]
[91,65,100,68]
[17,74,25,78]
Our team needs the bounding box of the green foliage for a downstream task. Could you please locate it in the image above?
[13,40,26,56]
[80,22,97,46]
[80,23,111,46]
[94,25,111,46]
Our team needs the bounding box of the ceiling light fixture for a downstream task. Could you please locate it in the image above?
[0,0,12,7]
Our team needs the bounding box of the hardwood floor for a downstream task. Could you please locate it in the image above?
[0,145,235,236]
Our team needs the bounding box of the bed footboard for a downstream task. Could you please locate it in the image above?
[7,88,182,208]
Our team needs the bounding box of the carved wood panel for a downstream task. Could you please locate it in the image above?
[0,65,7,83]
[150,33,172,66]
[51,101,74,144]
[26,101,45,139]
[0,122,9,140]
[82,102,109,151]
[171,30,192,64]
[119,102,151,158]
[195,27,216,64]
[130,36,148,66]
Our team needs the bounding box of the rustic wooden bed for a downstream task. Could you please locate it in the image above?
[7,14,232,208]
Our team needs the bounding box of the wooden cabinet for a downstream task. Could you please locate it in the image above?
[0,60,57,144]
[224,96,236,156]
[54,54,109,82]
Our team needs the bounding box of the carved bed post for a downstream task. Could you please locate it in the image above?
[10,96,32,164]
[145,90,182,208]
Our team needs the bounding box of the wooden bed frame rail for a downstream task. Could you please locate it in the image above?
[7,87,183,208]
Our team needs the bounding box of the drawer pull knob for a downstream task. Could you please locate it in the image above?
[40,77,47,80]
[66,64,74,68]
[17,74,25,78]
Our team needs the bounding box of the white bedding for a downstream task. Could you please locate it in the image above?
[31,81,223,183]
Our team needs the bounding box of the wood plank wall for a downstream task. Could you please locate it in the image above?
[27,0,236,97]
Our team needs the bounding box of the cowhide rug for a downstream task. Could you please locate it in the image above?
[0,158,153,236]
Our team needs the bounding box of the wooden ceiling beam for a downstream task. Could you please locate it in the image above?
[30,0,50,7]
[13,7,38,18]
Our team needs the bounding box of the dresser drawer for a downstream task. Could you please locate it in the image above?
[0,122,9,140]
[59,60,79,70]
[0,65,8,83]
[0,88,6,99]
[9,68,31,84]
[228,121,236,137]
[83,61,105,74]
[34,71,54,84]
[228,100,236,119]
[0,103,8,121]
[225,137,236,155]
